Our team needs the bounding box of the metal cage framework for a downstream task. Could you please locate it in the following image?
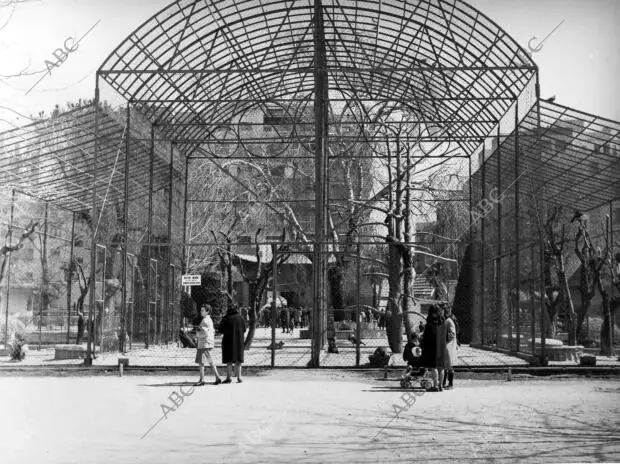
[0,0,618,365]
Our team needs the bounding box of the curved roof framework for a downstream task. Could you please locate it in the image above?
[98,0,537,156]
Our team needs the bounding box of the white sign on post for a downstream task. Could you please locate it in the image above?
[181,275,202,286]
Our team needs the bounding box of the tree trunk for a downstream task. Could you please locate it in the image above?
[402,248,414,338]
[558,267,577,346]
[599,289,614,356]
[328,261,345,321]
[386,242,403,352]
[576,296,592,342]
[543,296,558,339]
[244,270,269,349]
[244,302,258,349]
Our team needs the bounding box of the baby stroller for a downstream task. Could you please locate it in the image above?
[400,345,431,389]
[400,365,432,390]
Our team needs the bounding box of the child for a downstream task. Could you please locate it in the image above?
[195,305,222,386]
[403,332,423,375]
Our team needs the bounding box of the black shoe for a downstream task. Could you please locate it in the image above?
[222,377,232,384]
[195,380,206,386]
[214,378,222,385]
[237,378,243,383]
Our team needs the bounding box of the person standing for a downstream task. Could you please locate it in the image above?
[195,305,222,386]
[220,305,246,383]
[420,304,448,392]
[76,307,85,345]
[443,307,458,390]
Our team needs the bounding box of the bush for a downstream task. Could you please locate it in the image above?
[9,333,27,361]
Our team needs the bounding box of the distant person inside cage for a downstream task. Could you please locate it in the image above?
[194,305,222,386]
[442,306,458,390]
[219,305,246,383]
[420,304,449,392]
[76,307,85,345]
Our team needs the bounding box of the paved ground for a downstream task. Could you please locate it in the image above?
[3,328,619,368]
[0,370,618,464]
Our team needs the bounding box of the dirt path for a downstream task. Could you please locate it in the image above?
[0,370,618,463]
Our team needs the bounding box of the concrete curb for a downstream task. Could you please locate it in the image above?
[0,364,618,376]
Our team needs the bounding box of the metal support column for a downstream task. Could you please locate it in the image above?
[609,200,620,348]
[120,103,131,353]
[514,100,520,353]
[146,126,154,349]
[311,0,329,368]
[611,201,615,345]
[66,212,76,344]
[271,244,277,368]
[496,125,503,349]
[3,189,15,351]
[356,243,361,367]
[86,78,100,366]
[480,144,486,344]
[468,155,473,236]
[535,74,546,364]
[530,244,536,354]
[39,202,48,351]
[166,143,175,344]
[182,155,189,274]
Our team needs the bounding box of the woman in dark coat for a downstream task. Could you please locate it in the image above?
[220,305,246,383]
[420,304,449,392]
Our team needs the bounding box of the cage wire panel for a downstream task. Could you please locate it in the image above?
[3,0,618,365]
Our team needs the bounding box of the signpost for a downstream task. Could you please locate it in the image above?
[181,275,201,286]
[181,275,201,295]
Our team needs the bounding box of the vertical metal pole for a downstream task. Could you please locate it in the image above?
[535,73,546,364]
[514,100,520,353]
[3,189,15,351]
[120,103,130,353]
[496,124,503,349]
[181,156,189,337]
[166,143,174,345]
[66,212,76,344]
[86,79,100,366]
[99,247,106,351]
[356,243,361,367]
[468,155,473,236]
[129,256,135,350]
[271,244,277,368]
[530,245,536,355]
[606,214,613,350]
[182,156,189,273]
[179,157,191,338]
[311,0,329,367]
[39,202,48,351]
[146,126,154,349]
[610,201,615,346]
[480,143,486,344]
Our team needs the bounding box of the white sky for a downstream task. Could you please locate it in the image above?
[0,0,618,129]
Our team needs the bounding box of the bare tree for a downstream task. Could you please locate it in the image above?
[542,208,577,345]
[574,214,597,342]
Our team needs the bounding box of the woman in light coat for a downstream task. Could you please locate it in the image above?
[443,306,458,389]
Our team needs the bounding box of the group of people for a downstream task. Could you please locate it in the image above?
[256,306,311,331]
[404,304,459,391]
[194,304,245,386]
